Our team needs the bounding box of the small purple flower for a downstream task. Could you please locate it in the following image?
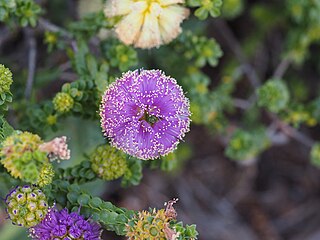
[100,69,191,160]
[29,208,102,240]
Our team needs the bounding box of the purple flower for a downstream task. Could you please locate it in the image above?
[29,208,102,240]
[100,69,190,160]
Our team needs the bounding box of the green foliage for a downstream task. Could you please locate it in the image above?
[225,128,270,161]
[7,0,320,238]
[285,0,320,64]
[187,0,223,20]
[69,11,112,38]
[182,70,236,132]
[161,152,180,172]
[0,117,14,142]
[311,142,320,167]
[44,31,64,52]
[222,0,244,19]
[44,179,135,236]
[121,157,143,187]
[173,222,199,240]
[0,0,41,27]
[0,64,13,114]
[284,103,316,128]
[101,38,138,72]
[257,79,290,113]
[55,160,97,184]
[175,31,223,67]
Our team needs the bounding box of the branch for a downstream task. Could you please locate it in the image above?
[24,28,37,100]
[273,58,291,79]
[215,19,314,149]
[213,19,261,88]
[38,18,73,39]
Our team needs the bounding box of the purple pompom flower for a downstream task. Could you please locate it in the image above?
[29,208,102,240]
[100,69,190,160]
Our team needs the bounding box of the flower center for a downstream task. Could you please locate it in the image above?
[139,110,159,126]
[143,0,161,13]
[145,0,159,5]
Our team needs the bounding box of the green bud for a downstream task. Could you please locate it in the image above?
[52,92,74,113]
[90,144,127,181]
[5,185,49,227]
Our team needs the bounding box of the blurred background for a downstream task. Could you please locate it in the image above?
[1,0,320,239]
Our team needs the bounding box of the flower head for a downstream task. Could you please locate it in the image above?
[5,185,48,227]
[0,131,47,183]
[100,69,190,160]
[29,208,102,240]
[104,0,189,49]
[126,201,179,240]
[1,132,68,185]
[39,136,71,161]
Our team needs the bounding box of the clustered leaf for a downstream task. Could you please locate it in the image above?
[187,0,223,20]
[0,0,41,27]
[174,31,223,67]
[257,79,290,113]
[225,128,270,161]
[222,0,244,19]
[311,142,320,167]
[101,38,138,72]
[0,64,13,115]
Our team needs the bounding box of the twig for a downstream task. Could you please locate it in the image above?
[233,98,252,109]
[215,19,314,149]
[275,117,314,148]
[24,29,37,100]
[214,19,261,88]
[38,18,73,39]
[273,58,291,79]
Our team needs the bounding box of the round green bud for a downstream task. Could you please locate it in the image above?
[5,185,49,227]
[0,64,13,93]
[52,92,74,113]
[90,144,127,181]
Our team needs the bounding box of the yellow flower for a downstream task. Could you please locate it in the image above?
[104,0,189,49]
